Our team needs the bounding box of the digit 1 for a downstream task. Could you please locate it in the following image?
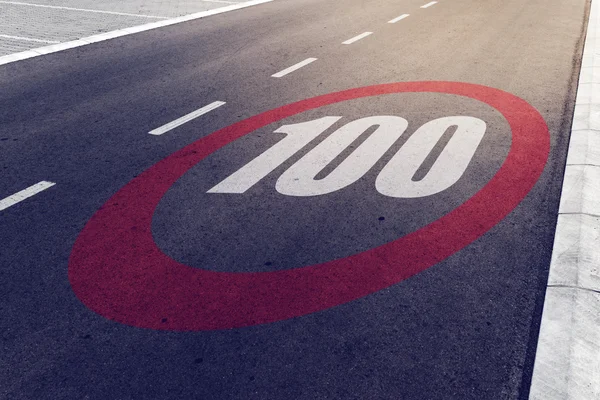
[207,116,342,194]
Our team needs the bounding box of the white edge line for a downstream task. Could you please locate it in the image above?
[342,32,373,45]
[0,181,56,211]
[149,101,226,136]
[271,58,317,78]
[0,0,273,67]
[388,14,410,23]
[420,1,437,8]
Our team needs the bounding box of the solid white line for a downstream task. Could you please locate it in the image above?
[149,101,226,136]
[0,181,56,211]
[0,1,167,18]
[342,32,373,45]
[420,1,437,8]
[0,0,274,67]
[0,34,59,44]
[271,58,317,78]
[388,14,409,23]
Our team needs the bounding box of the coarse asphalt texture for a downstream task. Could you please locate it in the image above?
[0,0,589,398]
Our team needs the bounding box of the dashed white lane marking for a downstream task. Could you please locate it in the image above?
[149,101,226,136]
[0,34,59,44]
[0,0,273,67]
[388,14,410,23]
[0,1,167,18]
[271,58,317,78]
[420,1,437,8]
[342,32,373,45]
[0,181,56,212]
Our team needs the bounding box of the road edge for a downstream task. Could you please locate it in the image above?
[0,0,273,67]
[529,0,600,398]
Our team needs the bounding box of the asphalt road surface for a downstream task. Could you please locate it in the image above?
[0,0,589,398]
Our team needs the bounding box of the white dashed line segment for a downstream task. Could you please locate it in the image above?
[0,34,59,44]
[420,1,437,8]
[0,1,168,18]
[388,14,410,23]
[342,32,373,45]
[271,58,317,78]
[0,181,56,212]
[149,101,226,136]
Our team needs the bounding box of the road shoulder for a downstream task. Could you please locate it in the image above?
[0,0,272,65]
[529,0,600,397]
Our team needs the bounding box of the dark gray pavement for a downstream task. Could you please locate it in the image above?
[0,0,589,398]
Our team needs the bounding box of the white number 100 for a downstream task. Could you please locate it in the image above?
[208,115,486,198]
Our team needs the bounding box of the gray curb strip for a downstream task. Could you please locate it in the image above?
[0,0,273,67]
[529,0,600,398]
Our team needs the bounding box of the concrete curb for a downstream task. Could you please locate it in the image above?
[0,0,273,67]
[529,0,600,398]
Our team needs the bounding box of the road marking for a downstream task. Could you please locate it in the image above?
[0,1,167,18]
[148,101,226,136]
[420,1,437,8]
[0,34,59,44]
[210,115,485,197]
[0,0,274,67]
[272,58,317,78]
[388,14,410,23]
[69,82,549,331]
[0,181,56,212]
[342,32,373,45]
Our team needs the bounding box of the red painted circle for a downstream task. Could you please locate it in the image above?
[68,82,549,331]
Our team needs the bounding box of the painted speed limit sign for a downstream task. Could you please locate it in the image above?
[208,115,486,198]
[69,82,549,331]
